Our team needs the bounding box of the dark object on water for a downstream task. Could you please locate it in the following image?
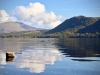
[6,52,14,58]
[6,57,14,62]
[72,59,100,62]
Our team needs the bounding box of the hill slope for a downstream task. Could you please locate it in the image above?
[0,22,26,33]
[0,22,45,33]
[46,16,100,34]
[16,22,44,31]
[77,20,100,33]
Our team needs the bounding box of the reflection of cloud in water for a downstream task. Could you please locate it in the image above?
[0,52,6,65]
[0,38,61,73]
[14,49,61,73]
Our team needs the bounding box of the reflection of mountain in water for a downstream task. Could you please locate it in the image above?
[0,38,22,52]
[58,38,100,57]
[0,38,57,52]
[0,38,61,73]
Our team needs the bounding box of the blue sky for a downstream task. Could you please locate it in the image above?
[0,0,100,28]
[0,0,100,17]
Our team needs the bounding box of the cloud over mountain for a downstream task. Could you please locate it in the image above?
[12,2,62,29]
[0,10,16,23]
[0,10,9,23]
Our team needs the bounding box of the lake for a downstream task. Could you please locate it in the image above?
[0,38,100,75]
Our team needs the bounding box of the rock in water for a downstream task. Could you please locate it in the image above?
[6,52,14,58]
[6,57,14,62]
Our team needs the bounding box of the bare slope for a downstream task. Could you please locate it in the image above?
[0,22,26,33]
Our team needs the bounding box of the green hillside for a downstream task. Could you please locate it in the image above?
[77,20,100,33]
[46,16,100,34]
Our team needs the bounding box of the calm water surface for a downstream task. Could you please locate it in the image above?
[0,38,100,75]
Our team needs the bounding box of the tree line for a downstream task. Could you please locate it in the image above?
[0,30,100,38]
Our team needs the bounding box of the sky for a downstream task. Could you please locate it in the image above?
[0,0,100,29]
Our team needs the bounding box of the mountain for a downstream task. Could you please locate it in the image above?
[16,22,44,31]
[46,16,100,34]
[77,20,100,33]
[0,22,26,33]
[0,22,44,33]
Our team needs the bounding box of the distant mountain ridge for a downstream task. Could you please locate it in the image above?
[0,16,100,38]
[0,16,100,36]
[0,22,44,33]
[46,16,100,34]
[16,22,44,31]
[0,22,26,33]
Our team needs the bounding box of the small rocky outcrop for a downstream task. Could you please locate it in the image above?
[6,52,14,58]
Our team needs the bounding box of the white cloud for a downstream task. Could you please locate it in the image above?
[0,2,63,29]
[12,2,63,29]
[0,10,16,23]
[0,10,9,23]
[50,20,61,28]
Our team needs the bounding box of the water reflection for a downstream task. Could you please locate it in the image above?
[0,38,100,75]
[0,52,6,65]
[71,59,100,62]
[0,38,61,73]
[58,38,100,57]
[0,49,61,73]
[6,57,14,62]
[0,38,22,52]
[14,49,61,73]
